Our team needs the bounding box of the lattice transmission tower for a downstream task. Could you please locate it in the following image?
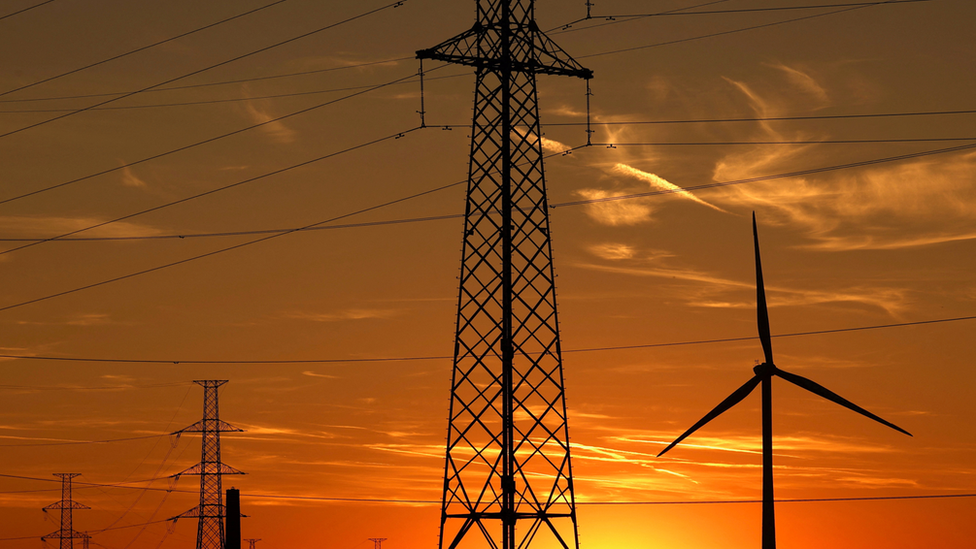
[244,538,262,549]
[175,380,244,549]
[41,473,89,549]
[417,2,592,549]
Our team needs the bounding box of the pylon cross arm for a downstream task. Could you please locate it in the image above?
[41,529,89,540]
[178,462,245,476]
[175,419,243,434]
[43,500,90,510]
[416,23,592,80]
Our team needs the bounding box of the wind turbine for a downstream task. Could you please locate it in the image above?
[657,213,912,549]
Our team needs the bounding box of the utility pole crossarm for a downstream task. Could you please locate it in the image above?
[416,21,592,79]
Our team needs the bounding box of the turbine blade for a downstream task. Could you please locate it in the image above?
[658,375,763,457]
[753,213,774,365]
[775,368,912,437]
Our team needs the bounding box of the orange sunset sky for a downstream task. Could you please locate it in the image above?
[1,1,975,549]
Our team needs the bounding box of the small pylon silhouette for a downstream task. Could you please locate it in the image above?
[41,473,89,549]
[368,538,387,549]
[174,380,244,549]
[243,538,261,549]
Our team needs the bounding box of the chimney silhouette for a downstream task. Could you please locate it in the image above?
[225,488,240,549]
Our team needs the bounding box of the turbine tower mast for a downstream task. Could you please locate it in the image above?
[417,3,592,549]
[175,380,244,549]
[41,473,89,549]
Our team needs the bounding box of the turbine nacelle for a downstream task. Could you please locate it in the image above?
[753,362,775,377]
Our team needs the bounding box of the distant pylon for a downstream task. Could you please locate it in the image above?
[41,473,90,549]
[243,538,261,549]
[368,538,387,549]
[417,2,592,549]
[174,380,244,549]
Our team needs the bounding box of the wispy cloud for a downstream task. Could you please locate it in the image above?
[573,262,908,315]
[613,163,728,213]
[766,63,829,107]
[587,243,637,260]
[0,216,161,239]
[120,165,148,188]
[240,93,297,144]
[574,189,655,225]
[302,371,338,379]
[283,308,400,322]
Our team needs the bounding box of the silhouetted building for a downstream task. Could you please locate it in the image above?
[225,488,241,549]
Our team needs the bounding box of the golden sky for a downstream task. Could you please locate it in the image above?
[1,1,975,549]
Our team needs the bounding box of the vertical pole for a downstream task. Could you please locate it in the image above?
[762,376,775,549]
[500,2,520,548]
[59,475,72,549]
[585,82,593,146]
[418,59,427,128]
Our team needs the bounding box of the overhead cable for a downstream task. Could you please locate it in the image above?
[1,314,973,364]
[551,141,976,208]
[4,139,972,244]
[0,0,408,139]
[0,126,430,313]
[0,141,972,310]
[0,433,171,447]
[0,0,289,98]
[0,70,421,208]
[557,0,928,32]
[580,0,929,59]
[0,56,414,104]
[0,0,55,23]
[0,73,467,113]
[544,109,976,126]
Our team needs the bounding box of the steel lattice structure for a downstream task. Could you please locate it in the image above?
[42,473,89,549]
[417,3,591,549]
[175,380,244,549]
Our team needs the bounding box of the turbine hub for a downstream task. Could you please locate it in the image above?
[753,362,775,377]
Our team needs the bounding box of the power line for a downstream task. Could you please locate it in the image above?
[576,493,976,505]
[0,0,289,98]
[1,102,967,211]
[0,80,421,257]
[0,381,191,390]
[544,108,976,126]
[562,0,928,27]
[0,73,467,113]
[0,434,171,448]
[0,140,972,311]
[0,0,55,23]
[0,70,420,209]
[12,493,975,540]
[550,141,976,208]
[0,126,430,313]
[0,0,408,140]
[5,138,971,244]
[0,212,463,242]
[0,56,415,104]
[0,314,973,364]
[580,0,928,60]
[591,137,976,146]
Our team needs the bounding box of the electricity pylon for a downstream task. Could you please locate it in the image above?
[175,380,244,549]
[243,538,261,549]
[41,473,89,549]
[417,3,592,549]
[368,538,387,549]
